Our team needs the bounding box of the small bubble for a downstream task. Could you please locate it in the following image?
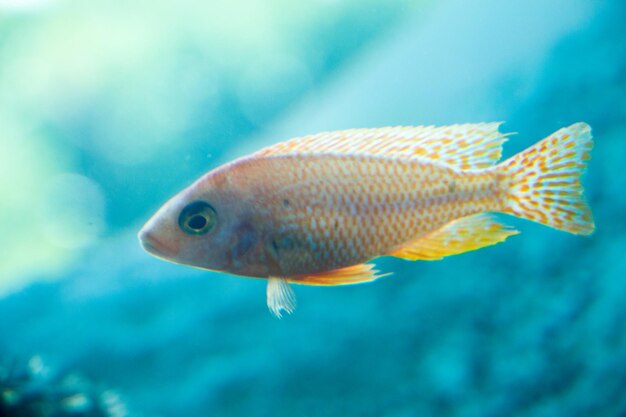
[40,173,106,249]
[237,54,312,125]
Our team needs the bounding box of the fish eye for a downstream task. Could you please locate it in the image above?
[178,201,217,235]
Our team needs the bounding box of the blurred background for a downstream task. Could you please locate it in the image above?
[1,0,625,416]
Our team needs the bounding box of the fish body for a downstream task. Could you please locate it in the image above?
[219,153,498,277]
[139,123,594,317]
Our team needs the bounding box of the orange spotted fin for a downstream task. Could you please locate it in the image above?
[499,122,595,235]
[255,124,509,170]
[390,214,519,261]
[290,263,390,286]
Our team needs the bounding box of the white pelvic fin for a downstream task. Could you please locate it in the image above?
[266,277,296,318]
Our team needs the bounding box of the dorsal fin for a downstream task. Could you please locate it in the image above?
[255,123,509,170]
[390,213,519,261]
[290,263,390,286]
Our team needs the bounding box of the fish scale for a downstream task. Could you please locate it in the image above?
[242,153,498,277]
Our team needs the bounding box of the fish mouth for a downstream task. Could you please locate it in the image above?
[138,229,178,258]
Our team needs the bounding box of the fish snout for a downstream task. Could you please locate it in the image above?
[138,227,179,258]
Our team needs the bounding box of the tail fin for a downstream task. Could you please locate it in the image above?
[498,122,594,235]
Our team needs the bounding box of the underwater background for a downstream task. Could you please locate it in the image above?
[1,0,626,416]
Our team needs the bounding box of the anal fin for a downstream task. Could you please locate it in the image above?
[292,263,390,286]
[390,213,519,261]
[266,265,390,317]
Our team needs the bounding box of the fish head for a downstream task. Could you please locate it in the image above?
[138,169,263,275]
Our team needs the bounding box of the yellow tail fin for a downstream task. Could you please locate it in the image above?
[499,122,595,235]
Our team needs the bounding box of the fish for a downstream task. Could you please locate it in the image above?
[138,122,594,317]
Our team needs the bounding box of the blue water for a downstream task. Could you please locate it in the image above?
[1,1,625,416]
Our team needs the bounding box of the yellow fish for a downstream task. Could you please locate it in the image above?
[138,122,594,317]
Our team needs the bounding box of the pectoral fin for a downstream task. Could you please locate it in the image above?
[390,213,519,261]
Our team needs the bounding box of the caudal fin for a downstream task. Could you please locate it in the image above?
[499,122,594,235]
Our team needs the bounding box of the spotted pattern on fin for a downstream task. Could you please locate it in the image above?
[255,124,509,170]
[390,213,519,261]
[500,122,594,235]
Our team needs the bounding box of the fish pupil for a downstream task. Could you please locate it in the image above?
[178,201,216,235]
[188,215,207,230]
